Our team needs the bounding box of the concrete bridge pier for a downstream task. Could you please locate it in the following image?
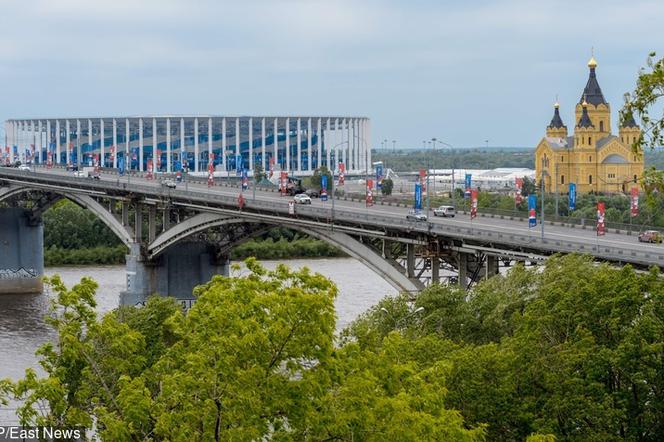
[121,241,230,306]
[0,208,44,294]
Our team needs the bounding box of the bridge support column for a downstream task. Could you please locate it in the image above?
[457,253,468,289]
[134,204,143,241]
[162,208,170,232]
[431,255,440,284]
[0,208,44,294]
[148,206,156,243]
[406,243,415,278]
[122,201,129,226]
[121,241,229,306]
[484,255,499,279]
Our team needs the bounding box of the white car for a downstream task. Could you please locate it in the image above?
[293,193,312,204]
[433,205,456,217]
[18,165,31,171]
[406,210,428,222]
[161,179,177,189]
[74,170,86,177]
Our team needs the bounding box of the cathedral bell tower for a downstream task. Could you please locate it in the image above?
[574,56,611,141]
[546,101,567,139]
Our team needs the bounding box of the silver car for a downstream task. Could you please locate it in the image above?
[406,210,427,222]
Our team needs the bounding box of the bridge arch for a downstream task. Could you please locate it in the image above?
[148,212,422,293]
[0,184,133,247]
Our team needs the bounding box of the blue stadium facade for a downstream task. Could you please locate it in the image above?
[4,116,371,176]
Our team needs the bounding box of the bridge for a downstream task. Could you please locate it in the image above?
[1,166,663,304]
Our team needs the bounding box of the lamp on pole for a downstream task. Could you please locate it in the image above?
[431,138,437,203]
[392,139,396,153]
[380,306,425,330]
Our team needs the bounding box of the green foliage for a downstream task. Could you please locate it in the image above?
[44,200,122,249]
[346,255,664,441]
[253,162,266,183]
[44,245,127,266]
[380,178,394,195]
[231,236,345,260]
[2,260,482,441]
[373,147,535,172]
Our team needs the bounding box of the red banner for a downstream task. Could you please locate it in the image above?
[269,157,275,178]
[515,177,523,205]
[630,187,639,218]
[339,163,345,185]
[157,149,162,169]
[279,171,288,195]
[238,193,245,210]
[419,169,426,192]
[147,159,153,179]
[366,179,374,207]
[597,202,606,236]
[207,161,214,187]
[471,189,478,219]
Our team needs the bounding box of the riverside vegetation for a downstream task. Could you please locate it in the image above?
[43,200,344,266]
[1,254,663,441]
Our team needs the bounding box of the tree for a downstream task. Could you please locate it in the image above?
[380,178,393,195]
[310,166,333,192]
[521,176,536,197]
[253,162,266,183]
[2,259,481,441]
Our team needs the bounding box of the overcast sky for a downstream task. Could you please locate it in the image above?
[0,0,661,148]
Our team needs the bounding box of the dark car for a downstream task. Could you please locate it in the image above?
[304,188,320,198]
[66,164,79,172]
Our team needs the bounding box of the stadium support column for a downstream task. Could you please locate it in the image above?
[296,118,302,173]
[248,118,253,172]
[55,120,60,164]
[112,119,118,169]
[334,118,339,169]
[366,119,371,171]
[235,117,240,172]
[88,119,93,166]
[76,120,82,166]
[194,118,199,172]
[180,118,185,171]
[66,120,71,165]
[273,118,279,169]
[139,118,144,172]
[125,119,130,169]
[317,118,322,172]
[285,118,290,172]
[153,117,158,171]
[46,120,51,164]
[166,118,171,173]
[222,118,227,171]
[261,118,266,171]
[307,118,312,171]
[37,121,42,164]
[342,119,348,170]
[100,119,105,167]
[208,117,213,171]
[326,118,331,169]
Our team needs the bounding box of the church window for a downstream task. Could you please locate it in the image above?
[633,136,637,144]
[600,121,604,132]
[634,174,638,183]
[561,175,565,184]
[560,156,563,161]
[589,175,593,184]
[588,136,592,145]
[589,155,592,162]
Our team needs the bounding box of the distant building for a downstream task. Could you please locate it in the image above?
[431,168,535,190]
[535,56,643,193]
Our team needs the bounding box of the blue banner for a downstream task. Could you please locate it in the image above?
[414,183,422,210]
[376,164,384,188]
[242,169,248,190]
[236,154,243,174]
[118,157,125,176]
[568,183,576,211]
[321,175,328,201]
[464,173,472,198]
[528,194,537,227]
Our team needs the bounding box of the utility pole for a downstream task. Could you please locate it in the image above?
[392,139,396,153]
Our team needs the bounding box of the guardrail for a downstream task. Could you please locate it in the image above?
[2,168,664,269]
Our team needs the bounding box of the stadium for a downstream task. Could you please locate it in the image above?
[4,116,371,176]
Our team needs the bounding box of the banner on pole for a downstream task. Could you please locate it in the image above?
[242,169,248,190]
[208,162,215,187]
[470,189,478,219]
[515,177,523,205]
[597,202,606,236]
[118,157,125,176]
[630,187,639,217]
[419,169,426,193]
[376,164,384,189]
[414,183,422,210]
[269,157,275,178]
[147,159,154,179]
[569,183,577,211]
[464,173,472,198]
[366,179,374,207]
[339,163,345,185]
[528,194,537,227]
[321,175,328,201]
[279,171,288,195]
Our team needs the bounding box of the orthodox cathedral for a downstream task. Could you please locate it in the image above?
[535,56,643,194]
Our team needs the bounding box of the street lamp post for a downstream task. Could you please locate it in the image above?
[431,138,437,205]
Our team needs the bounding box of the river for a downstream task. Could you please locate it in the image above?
[0,258,396,385]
